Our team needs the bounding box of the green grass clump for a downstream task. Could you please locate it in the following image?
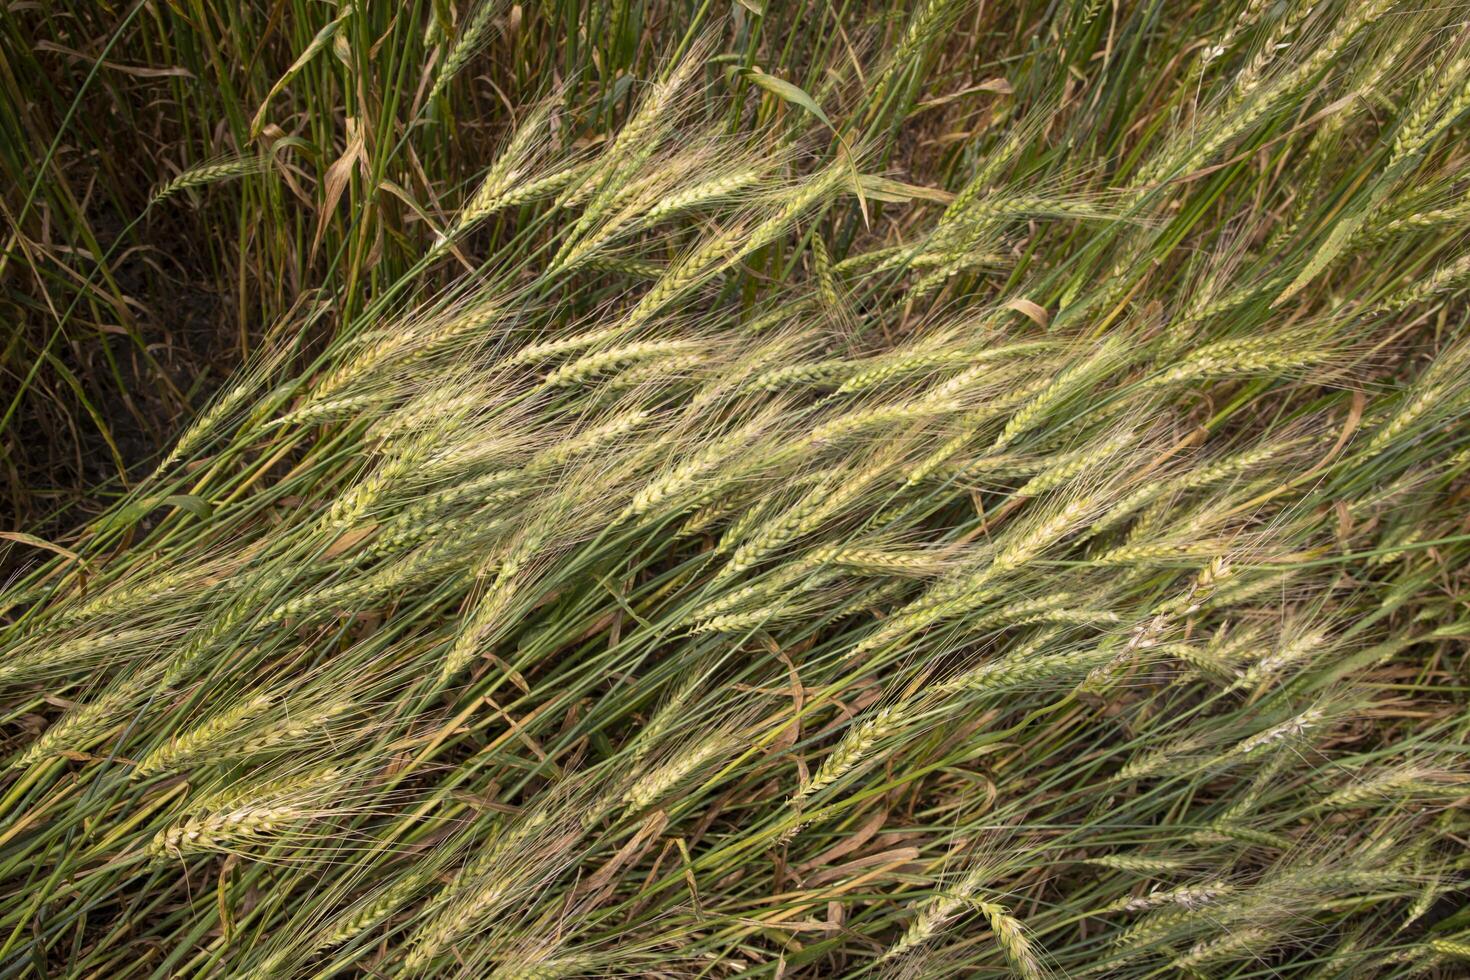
[3,0,1470,976]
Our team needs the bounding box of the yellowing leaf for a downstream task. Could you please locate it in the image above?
[249,9,352,138]
[0,532,85,566]
[738,67,868,226]
[857,175,955,204]
[739,67,834,129]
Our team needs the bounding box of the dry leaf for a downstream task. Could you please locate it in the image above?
[312,117,366,261]
[1005,297,1051,328]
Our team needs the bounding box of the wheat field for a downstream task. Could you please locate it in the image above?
[1,0,1469,976]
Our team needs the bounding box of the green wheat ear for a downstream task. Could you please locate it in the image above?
[150,155,267,206]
